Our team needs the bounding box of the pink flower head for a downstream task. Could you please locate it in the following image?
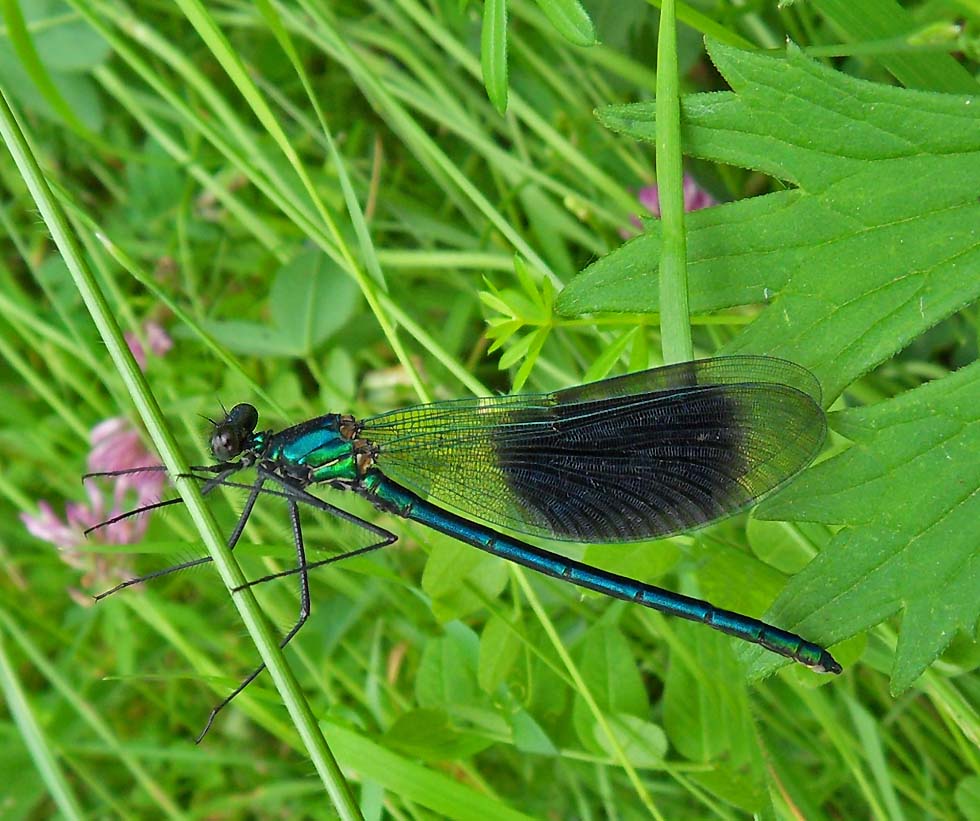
[124,321,173,371]
[21,416,167,595]
[623,174,716,237]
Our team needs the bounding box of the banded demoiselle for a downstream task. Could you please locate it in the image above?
[88,355,841,739]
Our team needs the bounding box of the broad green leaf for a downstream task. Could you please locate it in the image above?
[663,621,768,811]
[519,623,569,722]
[125,139,184,222]
[205,249,360,357]
[21,0,111,71]
[571,625,648,751]
[198,319,300,357]
[0,725,46,819]
[688,764,771,816]
[558,40,980,399]
[422,538,509,621]
[593,714,667,768]
[582,539,681,587]
[663,622,759,764]
[383,708,493,760]
[508,708,557,756]
[0,0,108,132]
[696,538,787,617]
[750,362,980,689]
[478,614,523,693]
[415,622,482,709]
[269,248,360,355]
[954,775,980,821]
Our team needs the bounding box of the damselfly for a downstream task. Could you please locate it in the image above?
[88,355,841,739]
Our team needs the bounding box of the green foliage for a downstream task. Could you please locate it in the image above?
[0,0,109,132]
[561,40,980,397]
[478,0,596,111]
[757,360,980,689]
[203,249,361,357]
[551,40,980,703]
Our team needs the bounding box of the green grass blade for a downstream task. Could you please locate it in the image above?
[482,0,509,114]
[0,85,362,821]
[0,622,85,820]
[654,0,692,363]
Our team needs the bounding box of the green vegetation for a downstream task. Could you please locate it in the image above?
[0,1,977,818]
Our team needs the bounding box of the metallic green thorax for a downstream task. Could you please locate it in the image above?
[264,414,360,483]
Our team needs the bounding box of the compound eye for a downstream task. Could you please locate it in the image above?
[228,403,258,434]
[211,426,243,461]
[210,403,258,460]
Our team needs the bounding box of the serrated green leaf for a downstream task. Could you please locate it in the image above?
[559,40,980,399]
[749,362,980,688]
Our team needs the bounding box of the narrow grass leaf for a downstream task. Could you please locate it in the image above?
[482,0,509,114]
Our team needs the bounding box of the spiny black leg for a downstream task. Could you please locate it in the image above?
[84,497,185,536]
[189,464,249,497]
[83,465,169,480]
[83,465,242,537]
[82,462,236,482]
[93,475,264,601]
[255,467,395,541]
[223,476,265,555]
[83,461,237,483]
[232,534,397,590]
[197,497,311,743]
[93,555,213,600]
[231,470,397,588]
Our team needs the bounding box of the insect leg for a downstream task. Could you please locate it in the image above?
[93,475,264,600]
